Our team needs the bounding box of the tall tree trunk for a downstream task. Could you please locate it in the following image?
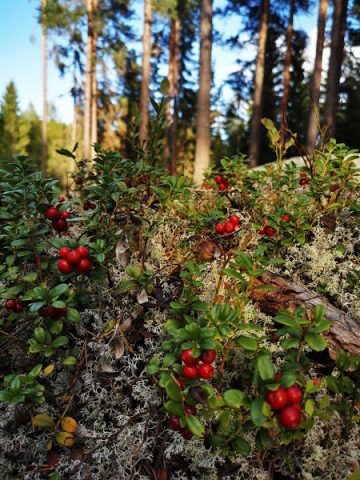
[83,0,93,160]
[280,0,296,148]
[90,0,98,160]
[324,0,348,135]
[139,0,152,147]
[307,0,329,154]
[41,0,48,174]
[248,0,269,167]
[165,17,180,174]
[193,0,213,186]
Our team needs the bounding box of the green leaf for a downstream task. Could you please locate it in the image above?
[52,336,69,348]
[56,148,75,159]
[185,415,205,438]
[164,400,183,417]
[346,469,360,480]
[34,327,46,344]
[49,284,68,298]
[163,353,176,368]
[251,398,267,426]
[209,435,227,448]
[255,429,273,450]
[326,376,341,394]
[23,272,38,282]
[51,300,66,308]
[235,336,258,351]
[29,364,43,377]
[231,436,251,456]
[165,380,181,402]
[305,399,315,417]
[63,356,77,366]
[0,391,13,402]
[66,308,80,323]
[29,301,46,312]
[224,389,250,408]
[305,332,327,351]
[314,304,326,323]
[256,355,275,381]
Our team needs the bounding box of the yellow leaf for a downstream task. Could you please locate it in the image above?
[43,365,55,376]
[60,416,78,433]
[32,414,54,429]
[47,440,53,451]
[55,431,75,447]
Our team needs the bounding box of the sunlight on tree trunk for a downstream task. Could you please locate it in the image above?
[193,0,212,186]
[307,0,328,155]
[83,0,93,160]
[249,0,269,167]
[139,0,152,147]
[90,0,98,161]
[41,0,48,175]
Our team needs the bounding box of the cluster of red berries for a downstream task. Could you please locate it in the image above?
[215,215,240,234]
[266,377,303,429]
[299,172,310,186]
[214,175,230,191]
[258,225,276,237]
[83,200,96,211]
[4,299,23,313]
[181,348,216,380]
[167,404,198,440]
[39,305,67,319]
[57,246,91,275]
[45,207,70,232]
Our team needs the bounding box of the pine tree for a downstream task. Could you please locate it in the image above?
[139,0,153,146]
[0,82,20,162]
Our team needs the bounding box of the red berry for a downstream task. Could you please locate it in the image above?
[66,250,82,265]
[180,348,199,366]
[182,365,198,380]
[280,215,290,222]
[258,228,265,235]
[45,207,60,221]
[75,258,91,273]
[198,363,214,379]
[39,306,55,318]
[90,203,96,209]
[60,211,70,219]
[59,247,71,259]
[5,299,16,311]
[124,178,132,187]
[52,307,67,319]
[14,301,23,313]
[292,403,302,412]
[215,223,225,233]
[279,405,301,429]
[312,378,320,385]
[224,220,235,233]
[58,195,66,202]
[264,226,276,237]
[214,175,223,184]
[83,201,91,210]
[286,386,303,404]
[75,178,82,185]
[175,377,185,390]
[200,349,216,364]
[273,373,283,382]
[184,405,197,416]
[57,259,73,274]
[229,215,240,225]
[218,183,227,191]
[266,387,289,411]
[180,428,193,440]
[168,416,181,431]
[299,177,309,186]
[330,171,336,177]
[52,219,68,232]
[76,246,90,258]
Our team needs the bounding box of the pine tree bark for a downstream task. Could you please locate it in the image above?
[83,0,93,160]
[248,0,269,167]
[165,17,180,174]
[193,0,213,186]
[90,0,98,160]
[41,0,48,174]
[307,0,329,154]
[324,0,348,135]
[139,0,152,147]
[280,0,296,148]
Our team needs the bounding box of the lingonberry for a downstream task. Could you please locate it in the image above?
[312,378,320,385]
[266,387,289,410]
[14,301,24,313]
[124,178,132,187]
[57,259,73,274]
[75,258,91,273]
[180,428,193,440]
[184,405,197,416]
[175,377,185,390]
[224,220,235,233]
[198,363,214,379]
[258,228,265,235]
[180,348,199,366]
[39,306,54,318]
[76,246,90,258]
[264,226,276,237]
[90,203,96,209]
[58,195,66,202]
[280,215,290,222]
[60,211,70,219]
[59,247,71,259]
[215,223,225,233]
[168,416,181,431]
[45,207,60,221]
[200,349,216,364]
[52,307,67,319]
[83,201,91,211]
[292,403,302,412]
[182,365,198,380]
[214,175,223,184]
[299,177,309,186]
[286,386,303,404]
[66,250,82,265]
[5,299,16,311]
[229,215,240,225]
[75,178,82,185]
[279,405,301,429]
[52,219,68,232]
[274,373,283,382]
[218,183,227,191]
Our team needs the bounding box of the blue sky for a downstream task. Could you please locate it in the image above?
[0,0,317,124]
